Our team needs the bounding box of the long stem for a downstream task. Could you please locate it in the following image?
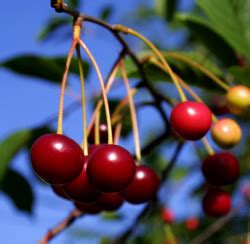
[201,137,215,156]
[116,25,187,102]
[150,58,218,123]
[120,61,142,163]
[114,122,122,145]
[78,39,113,144]
[166,52,230,91]
[57,40,77,134]
[94,110,101,145]
[76,45,88,155]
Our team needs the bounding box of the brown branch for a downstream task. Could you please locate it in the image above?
[40,209,83,244]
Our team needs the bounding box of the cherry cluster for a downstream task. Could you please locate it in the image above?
[30,125,160,214]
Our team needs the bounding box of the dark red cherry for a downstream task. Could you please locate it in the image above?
[202,152,239,186]
[97,193,124,211]
[121,165,160,204]
[170,101,212,140]
[74,202,102,214]
[202,188,231,217]
[30,134,84,184]
[87,144,135,193]
[88,123,108,144]
[63,156,101,203]
[51,185,69,200]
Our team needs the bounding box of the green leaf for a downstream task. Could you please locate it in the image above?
[38,17,71,41]
[155,0,178,21]
[175,13,238,66]
[2,169,34,213]
[101,212,123,221]
[1,55,89,84]
[100,6,113,21]
[68,0,80,8]
[170,167,188,181]
[229,66,250,86]
[0,130,32,182]
[197,0,250,60]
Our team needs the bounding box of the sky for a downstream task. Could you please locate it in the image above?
[0,0,208,243]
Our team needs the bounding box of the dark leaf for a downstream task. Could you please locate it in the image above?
[229,66,250,86]
[100,6,113,21]
[2,169,34,213]
[156,0,179,22]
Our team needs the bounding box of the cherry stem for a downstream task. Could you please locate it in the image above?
[115,25,187,102]
[40,209,83,244]
[94,109,101,145]
[114,122,122,145]
[78,39,113,144]
[120,61,142,163]
[150,58,218,123]
[87,61,120,137]
[76,45,88,155]
[57,39,77,135]
[164,225,177,244]
[166,52,230,91]
[201,137,215,156]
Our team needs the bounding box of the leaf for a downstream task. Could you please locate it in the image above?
[38,17,71,41]
[0,130,32,182]
[155,0,179,21]
[100,6,113,21]
[229,66,250,86]
[68,0,80,8]
[197,0,250,60]
[175,13,238,66]
[1,55,89,84]
[2,169,34,213]
[170,167,188,181]
[101,212,123,221]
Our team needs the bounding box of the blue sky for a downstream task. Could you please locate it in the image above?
[0,0,208,243]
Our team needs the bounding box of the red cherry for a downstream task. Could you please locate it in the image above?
[161,208,175,224]
[88,123,108,144]
[202,188,231,217]
[63,156,101,203]
[202,152,239,186]
[170,101,212,140]
[97,193,124,211]
[87,144,135,193]
[121,165,160,204]
[30,134,84,184]
[74,202,102,214]
[185,217,199,231]
[51,185,69,200]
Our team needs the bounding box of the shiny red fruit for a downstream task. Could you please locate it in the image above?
[63,157,101,203]
[185,217,199,231]
[30,134,84,184]
[74,202,102,214]
[98,193,124,211]
[202,188,231,217]
[88,123,108,144]
[170,101,212,140]
[161,208,175,224]
[51,185,69,200]
[87,144,135,193]
[121,165,160,204]
[202,152,239,186]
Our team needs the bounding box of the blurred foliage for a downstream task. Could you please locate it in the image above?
[2,0,250,243]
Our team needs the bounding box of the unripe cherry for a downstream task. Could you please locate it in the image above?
[226,85,250,115]
[202,188,231,217]
[30,134,84,185]
[170,101,212,140]
[202,152,239,186]
[211,118,242,148]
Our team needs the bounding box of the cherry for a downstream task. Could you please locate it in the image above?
[97,193,124,211]
[202,152,239,186]
[185,217,199,231]
[121,165,160,204]
[74,202,102,214]
[63,156,101,203]
[161,208,175,224]
[226,85,250,115]
[170,101,212,140]
[51,185,69,200]
[87,144,135,193]
[30,134,84,185]
[88,123,108,144]
[210,95,229,116]
[211,118,242,148]
[202,188,231,217]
